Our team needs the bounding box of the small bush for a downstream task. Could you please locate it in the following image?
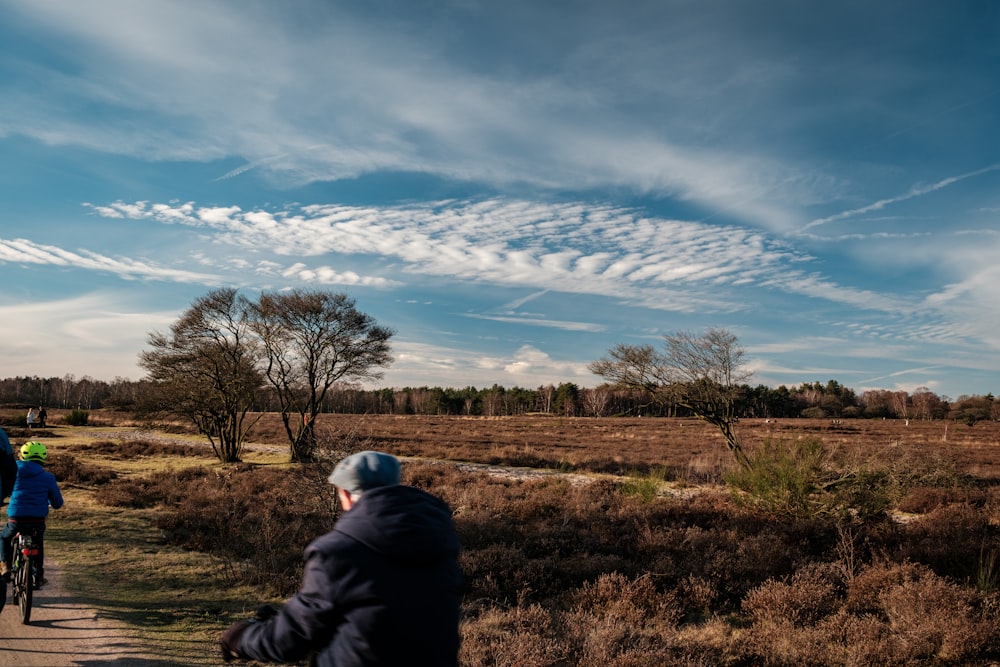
[149,465,335,592]
[898,485,987,514]
[878,569,994,663]
[102,466,210,509]
[564,573,682,665]
[75,438,206,459]
[897,503,997,581]
[460,604,567,667]
[726,438,831,515]
[743,562,842,627]
[620,468,666,503]
[727,438,897,521]
[47,454,118,486]
[64,409,89,426]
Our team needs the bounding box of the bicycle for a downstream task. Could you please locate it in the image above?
[9,530,40,624]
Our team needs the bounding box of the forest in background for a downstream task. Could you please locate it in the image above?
[0,373,996,423]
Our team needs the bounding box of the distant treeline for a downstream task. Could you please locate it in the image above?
[1,375,997,423]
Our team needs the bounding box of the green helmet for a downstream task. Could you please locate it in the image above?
[20,441,47,463]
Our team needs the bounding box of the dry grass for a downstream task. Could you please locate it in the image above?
[283,413,1000,483]
[11,414,1000,665]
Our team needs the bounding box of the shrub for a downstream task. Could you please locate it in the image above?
[878,569,995,663]
[675,575,718,621]
[64,409,89,426]
[727,438,896,521]
[620,468,667,503]
[726,438,831,515]
[47,454,118,486]
[460,604,568,667]
[75,438,206,459]
[743,562,842,627]
[102,466,211,509]
[156,465,335,591]
[897,503,997,582]
[739,617,835,667]
[99,463,336,592]
[844,560,928,616]
[563,572,682,664]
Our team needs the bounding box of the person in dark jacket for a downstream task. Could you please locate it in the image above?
[220,450,463,666]
[0,427,16,503]
[0,441,64,588]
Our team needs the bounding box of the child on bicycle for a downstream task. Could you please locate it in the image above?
[0,441,63,588]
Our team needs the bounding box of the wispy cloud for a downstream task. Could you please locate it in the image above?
[465,313,605,333]
[499,290,549,312]
[89,198,820,312]
[0,237,219,283]
[2,1,830,233]
[800,164,1000,233]
[858,366,945,385]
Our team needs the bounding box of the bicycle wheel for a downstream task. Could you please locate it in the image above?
[16,555,32,624]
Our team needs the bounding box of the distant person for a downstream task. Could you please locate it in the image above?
[37,406,47,428]
[220,450,463,666]
[0,428,15,503]
[26,407,38,429]
[0,441,64,590]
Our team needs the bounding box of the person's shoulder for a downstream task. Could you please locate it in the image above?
[363,486,456,531]
[306,527,354,555]
[373,483,442,501]
[386,484,453,512]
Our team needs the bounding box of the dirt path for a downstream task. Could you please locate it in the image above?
[0,561,167,667]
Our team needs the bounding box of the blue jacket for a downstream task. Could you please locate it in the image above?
[238,485,463,666]
[8,460,63,519]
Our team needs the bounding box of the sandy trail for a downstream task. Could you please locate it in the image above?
[0,561,166,667]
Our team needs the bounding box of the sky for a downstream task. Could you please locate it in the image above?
[1,1,999,400]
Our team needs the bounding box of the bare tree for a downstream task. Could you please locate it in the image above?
[890,390,912,424]
[583,386,611,417]
[590,328,752,469]
[139,288,263,462]
[911,386,942,421]
[247,290,394,462]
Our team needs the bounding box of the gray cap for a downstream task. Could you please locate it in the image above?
[328,450,401,494]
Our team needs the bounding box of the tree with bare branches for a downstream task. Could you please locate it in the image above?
[139,288,263,462]
[247,290,394,462]
[589,328,753,469]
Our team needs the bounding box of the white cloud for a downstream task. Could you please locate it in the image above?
[384,340,594,389]
[97,198,821,314]
[0,236,220,283]
[0,292,176,380]
[280,263,399,288]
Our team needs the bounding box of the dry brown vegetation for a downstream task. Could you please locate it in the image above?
[8,412,1000,665]
[263,413,1000,481]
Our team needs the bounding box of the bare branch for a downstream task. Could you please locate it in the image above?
[590,328,753,469]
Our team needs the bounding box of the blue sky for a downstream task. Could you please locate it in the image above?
[1,1,999,400]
